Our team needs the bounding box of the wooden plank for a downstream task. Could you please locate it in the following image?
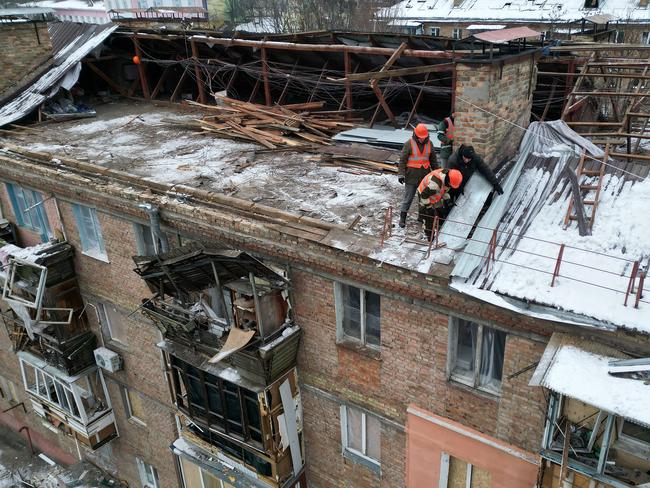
[170,67,188,102]
[261,46,272,106]
[563,163,590,236]
[150,65,172,99]
[343,61,455,82]
[133,38,150,99]
[190,40,207,104]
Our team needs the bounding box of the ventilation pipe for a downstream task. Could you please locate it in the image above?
[138,204,169,254]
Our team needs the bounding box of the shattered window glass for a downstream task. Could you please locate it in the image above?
[342,284,361,340]
[453,320,477,378]
[479,328,506,390]
[72,204,107,260]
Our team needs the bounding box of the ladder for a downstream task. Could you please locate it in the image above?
[564,144,610,232]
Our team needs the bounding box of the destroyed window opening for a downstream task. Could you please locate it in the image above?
[617,419,650,460]
[340,404,381,470]
[334,282,381,350]
[97,301,128,346]
[5,183,52,242]
[448,317,506,395]
[72,204,108,262]
[177,456,231,488]
[122,385,147,426]
[134,222,158,256]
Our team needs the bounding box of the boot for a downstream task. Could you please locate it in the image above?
[399,211,407,228]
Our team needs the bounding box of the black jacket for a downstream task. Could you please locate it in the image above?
[447,144,500,196]
[398,136,438,185]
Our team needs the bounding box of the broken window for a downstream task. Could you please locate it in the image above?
[335,283,380,349]
[439,454,492,487]
[133,223,158,256]
[72,204,107,261]
[449,318,506,394]
[136,458,160,488]
[5,183,52,242]
[97,302,127,344]
[178,453,236,488]
[584,0,598,7]
[340,405,381,470]
[123,386,146,425]
[170,356,263,444]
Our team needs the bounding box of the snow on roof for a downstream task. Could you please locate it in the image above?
[452,121,650,333]
[31,0,107,12]
[467,24,507,30]
[381,0,650,23]
[235,17,279,33]
[530,333,650,427]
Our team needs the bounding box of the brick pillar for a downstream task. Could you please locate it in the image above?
[454,55,537,167]
[0,22,53,100]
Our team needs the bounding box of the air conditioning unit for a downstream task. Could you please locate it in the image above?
[94,347,123,373]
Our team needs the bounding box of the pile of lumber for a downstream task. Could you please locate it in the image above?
[171,96,399,175]
[183,97,358,149]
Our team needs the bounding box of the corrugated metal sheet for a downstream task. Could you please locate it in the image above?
[0,21,117,128]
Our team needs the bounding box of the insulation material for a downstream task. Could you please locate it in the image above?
[208,328,255,364]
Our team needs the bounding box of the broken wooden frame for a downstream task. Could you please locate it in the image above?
[541,392,648,488]
[2,258,48,323]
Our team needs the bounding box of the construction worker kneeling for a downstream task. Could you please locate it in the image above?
[416,168,462,240]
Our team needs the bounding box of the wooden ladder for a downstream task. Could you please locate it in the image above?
[564,144,610,232]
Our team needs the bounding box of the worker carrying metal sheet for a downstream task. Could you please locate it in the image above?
[417,168,462,240]
[437,112,456,167]
[397,123,439,229]
[447,144,504,201]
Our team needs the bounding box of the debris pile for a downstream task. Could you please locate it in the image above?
[173,97,399,175]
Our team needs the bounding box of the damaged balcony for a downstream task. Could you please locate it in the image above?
[133,243,305,488]
[531,334,650,488]
[133,243,302,385]
[19,351,117,450]
[0,240,117,449]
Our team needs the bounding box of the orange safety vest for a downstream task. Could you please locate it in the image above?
[445,117,455,140]
[407,139,432,169]
[417,169,447,206]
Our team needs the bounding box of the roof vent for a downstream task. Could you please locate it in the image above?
[453,0,464,6]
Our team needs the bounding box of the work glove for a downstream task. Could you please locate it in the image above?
[398,177,405,184]
[494,184,504,195]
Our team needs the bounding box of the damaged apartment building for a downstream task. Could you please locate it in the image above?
[1,14,650,488]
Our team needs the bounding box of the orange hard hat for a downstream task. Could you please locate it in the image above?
[132,55,141,65]
[414,123,428,139]
[448,169,463,189]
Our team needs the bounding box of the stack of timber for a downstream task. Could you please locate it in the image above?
[182,97,357,148]
[173,97,399,175]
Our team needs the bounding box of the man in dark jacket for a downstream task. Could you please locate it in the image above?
[436,113,456,167]
[447,145,503,201]
[397,123,438,228]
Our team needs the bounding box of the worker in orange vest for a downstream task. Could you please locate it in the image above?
[417,168,463,240]
[437,113,456,167]
[398,123,439,228]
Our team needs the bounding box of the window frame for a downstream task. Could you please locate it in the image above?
[447,317,507,395]
[5,183,52,242]
[642,32,650,45]
[452,28,462,40]
[97,301,128,345]
[72,204,108,261]
[430,27,440,36]
[616,419,650,459]
[122,386,147,426]
[340,405,381,473]
[136,458,160,488]
[169,355,263,446]
[334,282,381,350]
[133,222,158,256]
[177,455,233,488]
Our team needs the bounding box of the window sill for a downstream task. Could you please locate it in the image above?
[337,339,381,360]
[343,449,381,475]
[81,250,110,263]
[448,376,501,400]
[128,417,147,428]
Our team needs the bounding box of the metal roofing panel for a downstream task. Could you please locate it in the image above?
[583,13,618,24]
[473,26,541,43]
[0,7,54,15]
[0,21,117,127]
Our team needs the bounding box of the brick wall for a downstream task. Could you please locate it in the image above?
[455,55,536,166]
[0,23,52,99]
[292,270,548,488]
